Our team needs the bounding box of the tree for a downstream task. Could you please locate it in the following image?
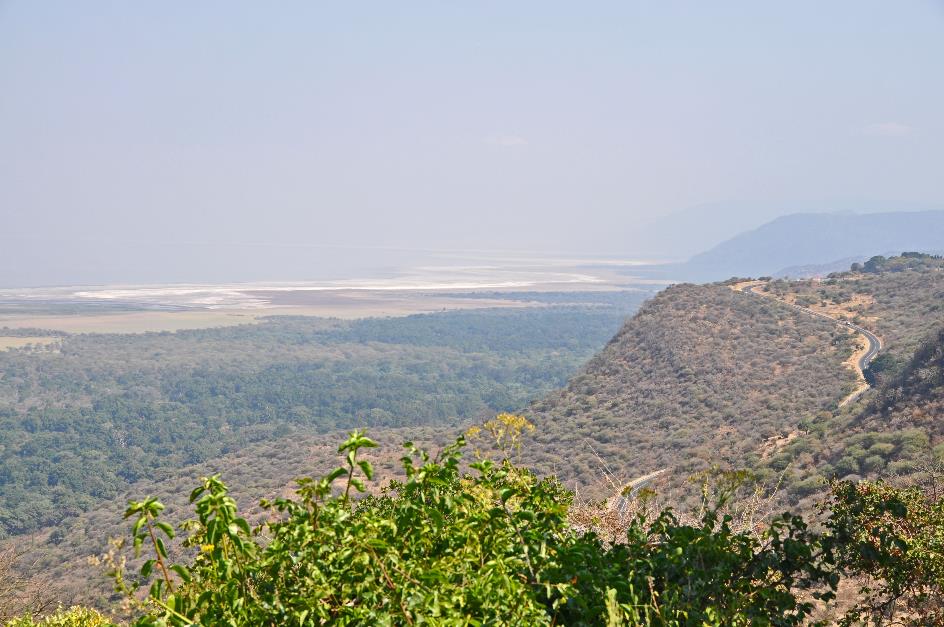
[0,546,54,623]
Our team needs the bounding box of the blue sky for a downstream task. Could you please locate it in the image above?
[1,1,942,282]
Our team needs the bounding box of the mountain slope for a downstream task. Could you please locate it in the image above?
[713,255,944,501]
[871,325,944,424]
[854,324,944,453]
[517,254,944,509]
[515,283,858,504]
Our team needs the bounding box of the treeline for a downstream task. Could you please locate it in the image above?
[852,251,943,274]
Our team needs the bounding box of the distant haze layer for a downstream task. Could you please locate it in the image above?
[675,210,944,281]
[3,2,944,286]
[0,244,659,289]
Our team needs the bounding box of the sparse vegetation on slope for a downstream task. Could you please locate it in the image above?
[747,254,944,497]
[511,255,944,513]
[518,283,858,506]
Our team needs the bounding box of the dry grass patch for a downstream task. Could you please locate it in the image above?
[0,337,60,351]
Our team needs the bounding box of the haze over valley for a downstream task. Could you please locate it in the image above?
[3,2,944,625]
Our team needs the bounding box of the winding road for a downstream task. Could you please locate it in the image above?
[738,282,881,405]
[608,282,883,512]
[610,468,669,517]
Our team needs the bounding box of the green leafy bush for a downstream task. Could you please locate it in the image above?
[107,427,839,626]
[5,606,112,627]
[826,479,944,625]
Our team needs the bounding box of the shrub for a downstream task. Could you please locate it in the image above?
[833,456,860,477]
[5,606,113,627]
[860,455,886,474]
[106,426,839,626]
[827,480,944,625]
[868,442,896,458]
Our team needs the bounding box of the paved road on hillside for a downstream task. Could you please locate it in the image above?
[611,468,668,517]
[739,282,881,401]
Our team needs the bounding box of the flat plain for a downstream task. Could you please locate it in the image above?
[0,294,534,334]
[0,336,61,350]
[0,261,658,334]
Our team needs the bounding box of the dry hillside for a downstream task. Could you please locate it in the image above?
[518,283,859,505]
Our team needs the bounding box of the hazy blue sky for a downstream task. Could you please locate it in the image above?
[1,1,943,284]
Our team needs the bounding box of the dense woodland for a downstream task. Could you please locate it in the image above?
[0,299,647,540]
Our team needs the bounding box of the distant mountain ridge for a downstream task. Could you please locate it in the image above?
[673,210,944,281]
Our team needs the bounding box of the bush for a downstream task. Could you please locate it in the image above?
[833,456,860,477]
[106,426,839,626]
[860,455,886,474]
[827,480,944,625]
[868,442,896,458]
[5,606,112,627]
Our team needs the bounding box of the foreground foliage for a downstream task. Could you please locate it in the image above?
[826,480,944,624]
[101,425,845,626]
[5,606,112,627]
[6,421,944,625]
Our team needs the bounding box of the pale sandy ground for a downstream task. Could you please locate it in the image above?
[0,293,535,334]
[0,261,662,335]
[0,336,61,350]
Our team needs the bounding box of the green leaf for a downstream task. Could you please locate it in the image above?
[132,516,147,536]
[156,521,176,539]
[326,467,348,483]
[155,536,168,559]
[170,564,192,583]
[149,578,164,600]
[358,459,375,480]
[140,558,155,578]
